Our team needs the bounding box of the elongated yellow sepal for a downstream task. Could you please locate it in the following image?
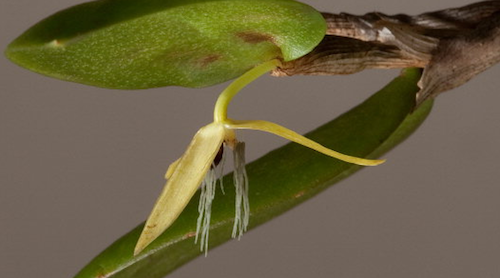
[134,123,226,255]
[225,119,384,166]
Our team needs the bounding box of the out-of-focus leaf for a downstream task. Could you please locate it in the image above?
[74,68,433,278]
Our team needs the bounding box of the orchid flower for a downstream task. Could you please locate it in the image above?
[134,59,384,256]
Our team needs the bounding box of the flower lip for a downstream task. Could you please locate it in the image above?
[212,145,225,168]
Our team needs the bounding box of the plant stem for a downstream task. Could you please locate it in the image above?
[213,59,281,122]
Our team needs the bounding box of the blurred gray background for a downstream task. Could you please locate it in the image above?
[1,0,499,277]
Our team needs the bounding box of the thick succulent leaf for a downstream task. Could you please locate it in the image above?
[74,68,433,278]
[5,0,326,89]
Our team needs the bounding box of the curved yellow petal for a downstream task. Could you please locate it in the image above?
[134,123,226,255]
[226,119,384,166]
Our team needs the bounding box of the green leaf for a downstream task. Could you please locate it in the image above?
[5,0,325,89]
[74,68,433,278]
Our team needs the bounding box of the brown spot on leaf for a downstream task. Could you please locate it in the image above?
[198,54,221,67]
[96,269,109,278]
[182,231,197,239]
[236,31,276,45]
[294,191,306,199]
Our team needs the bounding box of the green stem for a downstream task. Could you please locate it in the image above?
[213,60,281,122]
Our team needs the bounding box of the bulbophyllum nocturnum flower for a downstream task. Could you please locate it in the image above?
[134,60,384,256]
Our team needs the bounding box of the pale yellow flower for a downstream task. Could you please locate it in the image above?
[134,60,384,256]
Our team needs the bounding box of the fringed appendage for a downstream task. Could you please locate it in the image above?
[195,168,218,255]
[231,141,250,239]
[195,148,227,255]
[195,141,250,254]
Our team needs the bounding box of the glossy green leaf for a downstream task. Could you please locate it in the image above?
[5,0,326,89]
[74,68,433,278]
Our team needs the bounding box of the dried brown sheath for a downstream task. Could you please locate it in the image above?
[417,10,500,105]
[272,1,500,106]
[272,36,428,76]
